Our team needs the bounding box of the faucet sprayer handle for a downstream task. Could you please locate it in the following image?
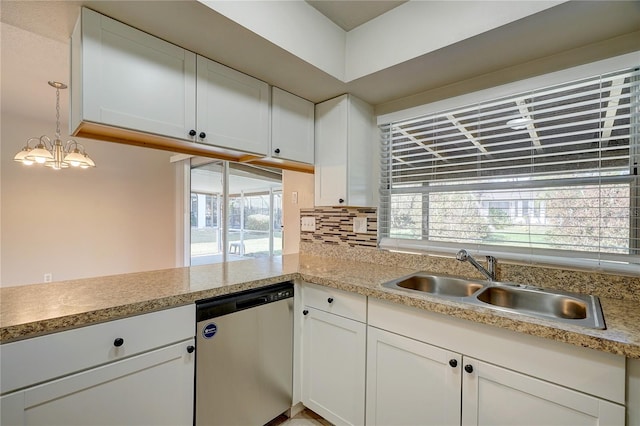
[456,249,469,262]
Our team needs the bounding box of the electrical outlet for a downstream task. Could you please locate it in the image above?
[292,191,298,205]
[44,273,53,283]
[301,217,316,232]
[353,217,368,234]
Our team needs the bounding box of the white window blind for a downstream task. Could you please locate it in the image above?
[379,66,640,272]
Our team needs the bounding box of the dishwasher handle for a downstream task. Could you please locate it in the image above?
[237,296,269,310]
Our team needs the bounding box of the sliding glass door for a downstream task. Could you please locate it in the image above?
[190,159,282,265]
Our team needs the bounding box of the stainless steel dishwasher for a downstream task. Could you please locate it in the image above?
[195,282,294,426]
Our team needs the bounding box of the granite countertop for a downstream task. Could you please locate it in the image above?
[1,253,639,359]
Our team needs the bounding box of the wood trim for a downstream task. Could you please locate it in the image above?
[73,121,314,173]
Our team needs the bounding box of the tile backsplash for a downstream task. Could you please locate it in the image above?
[300,207,377,247]
[298,206,640,302]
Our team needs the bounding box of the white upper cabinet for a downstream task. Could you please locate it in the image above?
[72,8,311,167]
[71,8,196,141]
[196,56,270,156]
[271,87,314,164]
[314,94,375,207]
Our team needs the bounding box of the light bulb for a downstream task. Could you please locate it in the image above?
[64,149,90,168]
[35,156,47,164]
[22,159,34,166]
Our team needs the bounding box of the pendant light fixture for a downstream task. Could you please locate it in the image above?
[13,81,96,170]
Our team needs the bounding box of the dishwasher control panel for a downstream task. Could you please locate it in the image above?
[196,281,294,321]
[272,288,293,301]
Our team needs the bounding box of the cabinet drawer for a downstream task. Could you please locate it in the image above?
[0,304,195,394]
[302,282,366,322]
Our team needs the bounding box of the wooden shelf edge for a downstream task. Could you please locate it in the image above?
[73,121,314,174]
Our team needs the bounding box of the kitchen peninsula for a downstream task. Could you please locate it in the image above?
[2,246,640,425]
[2,249,639,355]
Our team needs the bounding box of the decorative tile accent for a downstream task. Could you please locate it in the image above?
[300,207,377,248]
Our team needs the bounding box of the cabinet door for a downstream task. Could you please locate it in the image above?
[197,55,270,155]
[1,305,195,395]
[461,357,625,426]
[366,327,461,426]
[271,87,314,164]
[1,340,195,426]
[314,95,348,206]
[78,8,196,140]
[302,307,366,426]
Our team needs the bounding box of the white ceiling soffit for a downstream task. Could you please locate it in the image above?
[306,0,407,32]
[2,0,640,115]
[200,0,566,83]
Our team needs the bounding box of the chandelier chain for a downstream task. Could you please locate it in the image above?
[55,87,61,139]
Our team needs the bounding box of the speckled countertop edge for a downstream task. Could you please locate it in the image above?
[1,254,639,359]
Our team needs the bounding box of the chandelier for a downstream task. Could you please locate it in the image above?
[13,81,96,170]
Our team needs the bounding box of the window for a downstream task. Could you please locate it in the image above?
[379,61,639,273]
[190,159,282,265]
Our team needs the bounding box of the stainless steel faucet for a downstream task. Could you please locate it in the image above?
[456,249,497,281]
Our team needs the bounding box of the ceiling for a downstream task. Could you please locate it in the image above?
[0,0,407,43]
[1,1,639,126]
[305,0,406,31]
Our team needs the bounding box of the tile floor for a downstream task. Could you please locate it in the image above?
[267,409,332,426]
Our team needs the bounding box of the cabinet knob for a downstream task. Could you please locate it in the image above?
[327,297,334,304]
[113,337,124,347]
[274,148,281,154]
[187,345,195,354]
[449,359,458,368]
[189,129,196,137]
[464,364,474,374]
[199,132,206,139]
[338,198,345,204]
[303,309,309,316]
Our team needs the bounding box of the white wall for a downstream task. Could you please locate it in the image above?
[1,21,180,287]
[282,170,314,255]
[1,113,178,287]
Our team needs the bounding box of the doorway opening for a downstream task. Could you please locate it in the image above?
[190,159,282,265]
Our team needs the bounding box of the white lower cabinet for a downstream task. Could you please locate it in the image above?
[300,283,367,426]
[302,308,366,426]
[366,299,625,426]
[0,305,195,426]
[462,357,625,426]
[367,326,624,426]
[366,327,461,426]
[1,340,194,426]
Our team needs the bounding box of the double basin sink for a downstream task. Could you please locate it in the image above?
[383,273,605,329]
